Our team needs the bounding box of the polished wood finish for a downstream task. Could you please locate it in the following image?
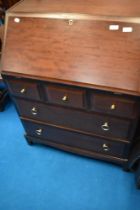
[3,74,139,165]
[1,0,140,169]
[25,135,127,165]
[8,0,140,18]
[2,16,140,96]
[23,119,129,158]
[6,78,41,100]
[91,94,138,118]
[2,74,138,164]
[15,98,133,140]
[46,85,86,109]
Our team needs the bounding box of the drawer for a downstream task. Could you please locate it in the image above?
[91,93,137,118]
[15,99,132,140]
[22,120,128,158]
[7,79,40,100]
[45,85,85,109]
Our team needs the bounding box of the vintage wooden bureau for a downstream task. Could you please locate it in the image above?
[1,0,140,168]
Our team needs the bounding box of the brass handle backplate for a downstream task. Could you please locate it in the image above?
[36,129,42,136]
[102,143,110,152]
[110,104,116,110]
[31,107,38,116]
[20,88,26,94]
[62,95,68,102]
[101,122,110,131]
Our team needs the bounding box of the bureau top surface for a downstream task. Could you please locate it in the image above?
[2,0,140,96]
[8,0,140,18]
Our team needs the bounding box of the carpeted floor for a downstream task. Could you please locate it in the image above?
[0,101,140,210]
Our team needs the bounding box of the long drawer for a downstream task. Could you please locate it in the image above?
[22,119,129,158]
[15,98,134,140]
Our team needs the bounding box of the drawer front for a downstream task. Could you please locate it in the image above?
[7,79,40,100]
[91,94,137,118]
[45,85,85,109]
[22,120,128,158]
[15,99,132,140]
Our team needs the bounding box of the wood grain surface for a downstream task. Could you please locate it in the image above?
[2,17,140,95]
[8,0,140,18]
[22,118,128,158]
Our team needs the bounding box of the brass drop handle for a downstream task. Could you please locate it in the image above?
[110,104,116,110]
[36,129,42,136]
[20,88,26,94]
[101,122,110,131]
[31,107,38,115]
[102,143,110,152]
[62,95,68,102]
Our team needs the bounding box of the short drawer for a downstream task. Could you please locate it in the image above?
[15,99,133,140]
[22,120,128,158]
[45,85,85,109]
[91,93,137,118]
[7,79,40,100]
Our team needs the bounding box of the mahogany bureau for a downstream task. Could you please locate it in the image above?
[1,0,140,168]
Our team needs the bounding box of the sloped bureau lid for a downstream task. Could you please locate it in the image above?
[1,0,140,96]
[6,0,140,17]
